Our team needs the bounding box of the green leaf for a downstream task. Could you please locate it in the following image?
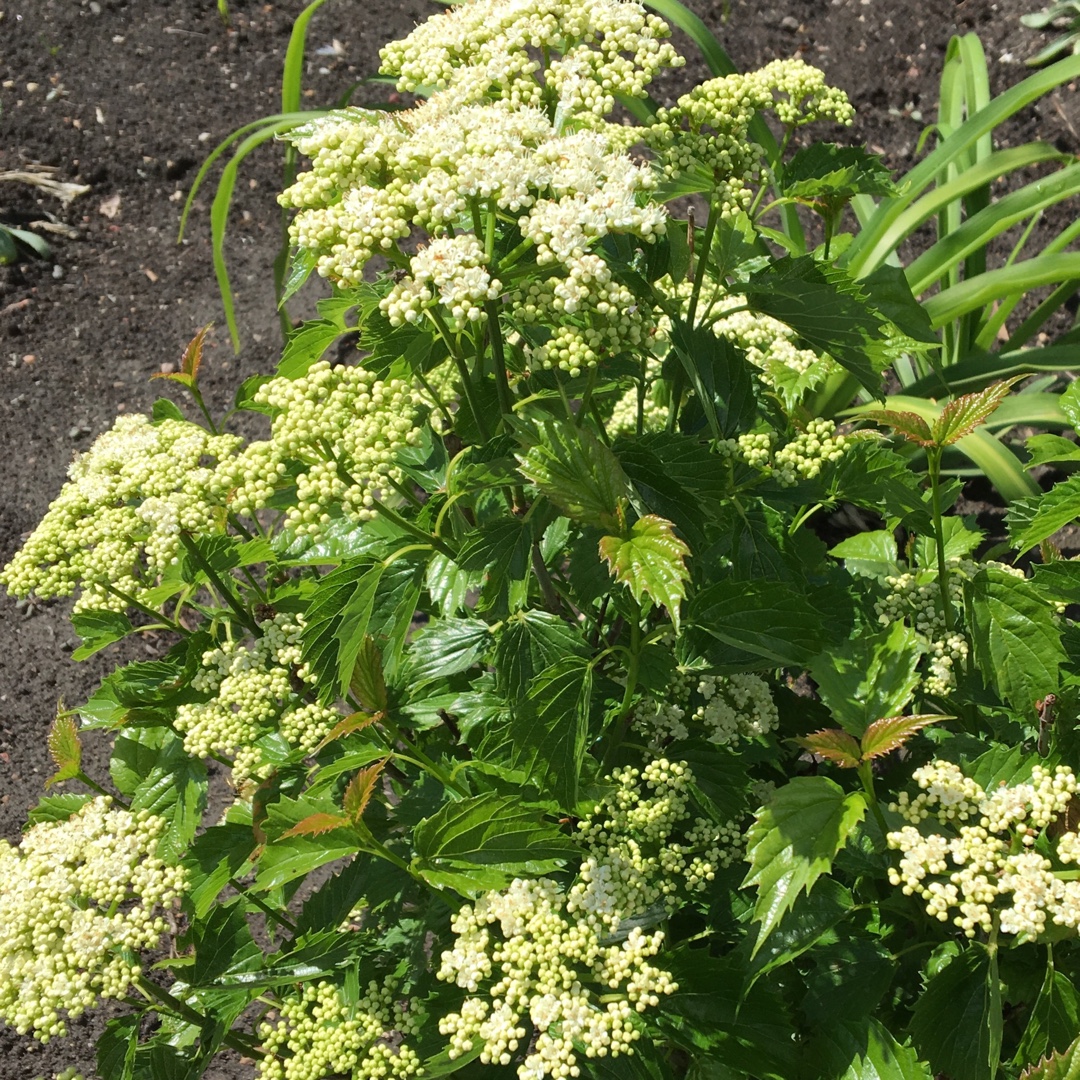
[827,441,934,531]
[350,636,388,714]
[968,567,1064,711]
[599,515,691,631]
[689,579,826,667]
[860,715,946,761]
[1009,474,1080,553]
[27,792,94,825]
[784,143,899,199]
[46,711,82,787]
[814,1019,933,1080]
[456,517,532,582]
[829,530,900,579]
[494,610,589,702]
[911,947,1002,1080]
[190,899,263,987]
[808,623,924,737]
[801,937,897,1027]
[407,618,490,684]
[516,418,631,530]
[502,657,594,811]
[743,256,888,399]
[71,609,136,660]
[1022,1035,1080,1080]
[182,822,257,919]
[743,775,867,951]
[861,263,939,344]
[1026,434,1080,468]
[277,318,345,379]
[1018,954,1080,1067]
[412,792,576,894]
[98,1014,139,1080]
[334,562,385,696]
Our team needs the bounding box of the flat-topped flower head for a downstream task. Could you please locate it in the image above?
[379,0,683,117]
[0,798,187,1041]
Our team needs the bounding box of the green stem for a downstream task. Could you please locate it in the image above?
[857,761,889,838]
[487,300,515,421]
[179,532,259,635]
[687,201,720,328]
[926,447,955,632]
[368,498,457,559]
[135,976,264,1060]
[189,385,221,435]
[76,770,127,807]
[101,583,188,635]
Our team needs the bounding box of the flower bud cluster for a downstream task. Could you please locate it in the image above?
[378,0,682,119]
[176,613,337,789]
[607,356,669,437]
[382,235,502,328]
[633,672,778,749]
[436,758,742,1080]
[647,60,853,211]
[223,360,423,540]
[258,978,422,1080]
[0,415,240,613]
[0,798,186,1041]
[887,761,1080,938]
[772,420,850,485]
[874,559,991,694]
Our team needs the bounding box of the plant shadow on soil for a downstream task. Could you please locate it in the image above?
[0,0,1076,1075]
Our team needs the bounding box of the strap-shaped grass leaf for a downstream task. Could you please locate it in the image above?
[343,760,385,824]
[912,947,1002,1080]
[1022,1034,1080,1080]
[599,515,690,631]
[517,419,631,530]
[46,712,82,788]
[860,714,948,761]
[932,376,1025,446]
[794,729,862,769]
[968,567,1064,710]
[743,776,866,953]
[1010,474,1080,554]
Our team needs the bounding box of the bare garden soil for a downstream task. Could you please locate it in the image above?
[0,0,1075,1075]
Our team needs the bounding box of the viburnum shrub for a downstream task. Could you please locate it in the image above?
[8,2,1080,1078]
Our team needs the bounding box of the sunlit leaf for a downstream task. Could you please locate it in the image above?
[343,760,385,824]
[863,408,935,446]
[46,710,82,788]
[860,714,948,761]
[793,728,862,769]
[599,515,691,631]
[280,812,353,840]
[932,376,1025,446]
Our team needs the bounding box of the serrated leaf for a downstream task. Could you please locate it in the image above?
[350,636,388,714]
[1010,473,1080,554]
[343,760,385,823]
[863,409,935,446]
[932,376,1025,446]
[743,776,867,952]
[517,418,631,530]
[280,812,353,840]
[814,1018,933,1080]
[98,1014,139,1080]
[743,256,888,398]
[911,947,1001,1080]
[27,792,94,825]
[407,618,490,684]
[277,318,344,380]
[828,440,934,531]
[599,515,690,631]
[1017,955,1080,1067]
[1022,1035,1080,1080]
[71,609,135,660]
[794,728,862,769]
[494,609,589,701]
[809,623,924,737]
[46,710,82,787]
[860,714,947,761]
[152,322,212,386]
[829,530,900,579]
[1026,434,1080,469]
[334,562,385,696]
[783,143,900,201]
[968,567,1064,711]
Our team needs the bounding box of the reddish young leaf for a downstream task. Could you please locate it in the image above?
[314,711,378,754]
[860,713,950,761]
[343,759,386,823]
[151,322,213,387]
[932,375,1026,447]
[794,728,862,769]
[863,408,935,446]
[280,812,352,839]
[46,710,82,788]
[1020,1033,1080,1080]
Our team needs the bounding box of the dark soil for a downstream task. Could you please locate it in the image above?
[0,0,1074,1076]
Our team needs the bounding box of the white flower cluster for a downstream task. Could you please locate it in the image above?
[887,761,1080,938]
[224,360,422,540]
[606,356,668,437]
[647,60,854,211]
[175,613,338,790]
[258,978,422,1080]
[382,235,502,328]
[0,798,187,1041]
[0,415,240,613]
[634,672,779,749]
[437,759,737,1080]
[379,0,682,119]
